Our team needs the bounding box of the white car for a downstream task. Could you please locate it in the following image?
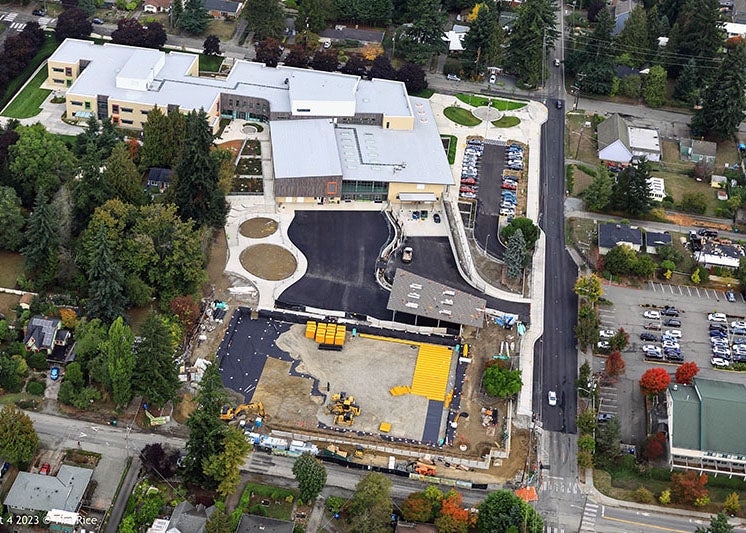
[732,321,746,329]
[711,337,729,346]
[712,347,731,357]
[548,390,557,406]
[599,329,616,338]
[662,341,680,350]
[642,344,661,353]
[447,74,461,81]
[597,341,611,350]
[709,313,727,322]
[643,310,661,319]
[664,329,682,339]
[711,356,731,368]
[733,345,746,354]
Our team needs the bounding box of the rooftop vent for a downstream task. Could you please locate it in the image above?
[409,283,422,290]
[407,292,420,299]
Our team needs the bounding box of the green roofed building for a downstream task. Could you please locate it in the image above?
[667,378,746,478]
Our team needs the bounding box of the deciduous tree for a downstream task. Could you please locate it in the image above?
[55,7,92,41]
[203,34,220,55]
[642,432,666,460]
[0,405,39,468]
[103,317,135,407]
[283,45,310,68]
[348,472,393,533]
[723,493,740,516]
[401,492,433,522]
[671,470,709,505]
[500,217,539,248]
[0,186,24,251]
[609,328,629,351]
[397,63,427,94]
[254,37,284,67]
[340,54,367,76]
[675,361,699,384]
[292,452,327,503]
[369,55,397,80]
[477,490,543,533]
[574,273,603,304]
[310,48,338,71]
[640,367,671,396]
[643,65,667,108]
[483,362,523,397]
[605,351,626,379]
[436,490,473,533]
[203,427,251,496]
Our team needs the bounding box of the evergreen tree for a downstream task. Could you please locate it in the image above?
[170,109,227,228]
[203,426,252,496]
[183,362,227,487]
[610,158,653,215]
[0,186,24,251]
[397,0,447,64]
[695,512,735,533]
[139,106,170,170]
[505,228,528,278]
[133,313,180,407]
[171,0,184,27]
[616,5,649,66]
[647,5,665,53]
[243,0,286,40]
[462,0,502,74]
[72,154,115,234]
[166,109,187,168]
[103,317,135,408]
[99,118,124,157]
[21,190,59,288]
[296,0,334,34]
[477,490,543,533]
[104,144,144,205]
[292,453,327,503]
[86,224,125,324]
[583,170,613,211]
[505,0,559,86]
[670,0,723,77]
[673,58,700,106]
[643,65,667,108]
[179,0,210,35]
[205,509,232,533]
[692,38,746,140]
[578,7,616,94]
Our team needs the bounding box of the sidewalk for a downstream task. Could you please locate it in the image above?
[103,457,141,533]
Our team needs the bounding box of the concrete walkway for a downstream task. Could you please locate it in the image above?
[103,457,141,533]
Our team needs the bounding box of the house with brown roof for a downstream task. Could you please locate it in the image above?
[143,0,171,12]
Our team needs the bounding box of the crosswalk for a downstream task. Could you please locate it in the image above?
[538,476,582,495]
[0,13,56,31]
[579,500,600,531]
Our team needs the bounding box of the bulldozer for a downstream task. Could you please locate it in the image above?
[326,392,361,416]
[334,412,355,426]
[220,402,267,421]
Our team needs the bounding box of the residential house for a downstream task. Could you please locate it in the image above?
[725,21,746,37]
[597,222,643,255]
[695,241,745,268]
[234,514,294,533]
[319,25,385,45]
[680,139,717,165]
[628,126,661,161]
[203,0,243,18]
[645,231,672,254]
[667,378,746,479]
[143,0,171,12]
[146,167,173,192]
[3,465,93,515]
[597,114,660,162]
[49,328,72,363]
[735,0,746,23]
[647,177,665,202]
[23,316,61,354]
[165,501,217,533]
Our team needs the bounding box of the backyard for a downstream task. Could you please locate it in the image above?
[238,482,298,521]
[565,112,601,167]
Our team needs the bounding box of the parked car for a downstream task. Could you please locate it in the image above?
[709,323,727,331]
[501,184,517,190]
[597,341,611,350]
[555,99,563,109]
[711,337,729,345]
[548,390,557,406]
[447,74,461,81]
[733,337,746,345]
[554,58,561,67]
[461,178,477,185]
[663,341,680,350]
[460,192,477,199]
[640,332,658,341]
[731,320,746,329]
[709,313,727,322]
[664,329,682,339]
[726,291,737,302]
[733,328,746,336]
[663,319,681,327]
[433,213,441,224]
[666,352,684,362]
[598,413,614,422]
[710,330,728,338]
[92,17,104,24]
[50,367,59,381]
[32,9,46,15]
[662,334,677,343]
[711,356,731,368]
[712,346,731,357]
[401,247,413,264]
[662,307,680,316]
[698,229,718,238]
[599,329,616,338]
[489,74,497,84]
[644,322,662,330]
[39,463,50,475]
[642,344,661,353]
[643,310,661,319]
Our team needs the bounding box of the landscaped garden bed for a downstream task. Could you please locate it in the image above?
[241,140,261,156]
[231,177,263,194]
[236,157,262,175]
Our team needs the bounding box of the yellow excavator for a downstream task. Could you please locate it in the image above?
[326,392,361,416]
[220,402,267,421]
[334,412,355,426]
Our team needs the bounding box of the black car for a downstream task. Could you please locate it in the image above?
[710,323,727,331]
[661,307,680,317]
[433,213,441,223]
[663,318,681,327]
[698,229,718,238]
[92,17,104,24]
[666,353,684,362]
[640,333,658,341]
[32,9,45,15]
[555,99,563,109]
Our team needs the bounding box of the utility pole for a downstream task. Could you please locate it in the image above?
[573,71,585,111]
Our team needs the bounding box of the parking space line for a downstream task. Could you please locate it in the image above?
[669,285,675,294]
[659,283,664,291]
[650,281,656,292]
[687,286,692,296]
[678,286,684,295]
[705,289,710,299]
[696,287,701,297]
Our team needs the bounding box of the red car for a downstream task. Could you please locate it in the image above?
[460,186,477,193]
[461,177,477,185]
[501,184,517,190]
[39,463,50,475]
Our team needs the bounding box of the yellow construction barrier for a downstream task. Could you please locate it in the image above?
[445,389,454,408]
[334,325,346,346]
[315,323,327,343]
[379,422,392,433]
[389,386,411,396]
[305,321,317,339]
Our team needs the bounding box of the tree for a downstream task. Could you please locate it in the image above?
[9,123,75,206]
[283,45,310,68]
[340,54,367,76]
[205,508,233,533]
[254,37,284,67]
[104,143,144,206]
[170,295,200,331]
[643,65,667,108]
[500,217,539,248]
[642,432,666,460]
[243,0,285,40]
[462,0,503,74]
[691,266,709,284]
[692,38,746,140]
[578,434,595,453]
[723,493,740,516]
[505,228,528,278]
[609,328,629,351]
[203,35,220,55]
[397,0,447,64]
[574,273,603,304]
[640,367,671,396]
[369,55,397,80]
[203,427,251,496]
[292,452,327,503]
[696,512,735,533]
[0,186,24,251]
[296,0,334,34]
[86,224,125,324]
[576,409,598,435]
[311,48,338,71]
[401,492,434,522]
[632,254,656,278]
[21,190,59,288]
[477,490,543,533]
[674,361,699,384]
[179,0,210,35]
[505,0,559,86]
[669,0,723,78]
[574,303,600,351]
[139,106,170,170]
[55,7,92,41]
[576,7,616,95]
[183,362,227,486]
[133,313,180,407]
[610,158,653,216]
[111,18,149,47]
[671,470,709,505]
[483,363,523,397]
[603,245,637,276]
[436,490,472,533]
[141,443,180,478]
[102,317,135,407]
[171,0,184,26]
[674,58,700,106]
[397,63,427,94]
[595,417,622,468]
[0,405,39,468]
[348,472,393,533]
[583,172,613,211]
[170,109,227,228]
[576,360,593,394]
[605,351,626,378]
[616,5,650,66]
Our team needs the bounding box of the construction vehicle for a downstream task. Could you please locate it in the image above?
[334,412,355,426]
[220,402,266,421]
[326,392,361,417]
[407,461,436,476]
[354,445,364,458]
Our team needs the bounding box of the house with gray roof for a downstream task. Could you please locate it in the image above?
[203,0,243,18]
[597,222,643,255]
[597,114,632,163]
[680,139,717,165]
[3,465,93,515]
[24,316,61,354]
[667,378,746,479]
[166,501,216,533]
[235,514,294,533]
[644,231,672,254]
[735,0,746,23]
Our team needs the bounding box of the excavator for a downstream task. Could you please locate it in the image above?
[220,402,267,421]
[334,412,355,426]
[326,392,361,416]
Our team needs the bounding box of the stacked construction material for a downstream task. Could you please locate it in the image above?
[389,385,411,396]
[306,321,346,347]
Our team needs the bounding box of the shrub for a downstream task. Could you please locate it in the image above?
[724,492,740,515]
[659,489,671,505]
[632,487,655,504]
[249,504,268,516]
[694,495,711,507]
[26,380,45,396]
[577,450,594,469]
[27,352,48,371]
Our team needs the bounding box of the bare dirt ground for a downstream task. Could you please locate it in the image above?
[239,244,297,281]
[274,325,431,440]
[239,217,278,238]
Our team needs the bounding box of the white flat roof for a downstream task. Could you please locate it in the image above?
[629,127,660,153]
[271,119,343,178]
[725,22,746,35]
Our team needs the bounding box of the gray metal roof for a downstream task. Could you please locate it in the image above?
[670,378,746,455]
[646,231,672,247]
[680,138,717,158]
[235,514,294,533]
[598,222,642,249]
[597,114,630,152]
[203,0,241,12]
[387,269,486,328]
[167,501,216,533]
[270,119,343,179]
[3,465,92,513]
[319,26,385,43]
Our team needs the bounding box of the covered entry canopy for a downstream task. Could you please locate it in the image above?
[398,192,437,202]
[387,269,486,328]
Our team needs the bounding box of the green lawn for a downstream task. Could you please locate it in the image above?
[444,106,481,126]
[653,167,719,215]
[0,35,60,110]
[441,134,457,164]
[199,54,224,72]
[492,116,521,128]
[411,88,435,98]
[455,93,527,110]
[2,67,51,118]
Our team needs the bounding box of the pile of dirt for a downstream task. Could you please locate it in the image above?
[173,393,196,424]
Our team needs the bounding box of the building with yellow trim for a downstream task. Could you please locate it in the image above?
[45,39,453,204]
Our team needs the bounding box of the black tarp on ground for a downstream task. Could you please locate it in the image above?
[422,399,445,444]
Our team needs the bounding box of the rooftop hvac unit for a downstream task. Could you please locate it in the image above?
[405,302,419,309]
[407,292,421,299]
[441,299,453,305]
[410,283,423,289]
[439,309,452,316]
[443,290,456,296]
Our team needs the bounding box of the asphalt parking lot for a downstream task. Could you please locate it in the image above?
[473,143,507,258]
[278,211,393,319]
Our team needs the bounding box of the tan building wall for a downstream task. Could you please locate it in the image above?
[387,182,446,203]
[382,114,414,131]
[46,59,80,90]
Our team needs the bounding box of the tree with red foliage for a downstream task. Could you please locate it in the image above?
[111,18,147,47]
[605,351,626,380]
[642,432,666,460]
[310,48,338,72]
[282,45,310,69]
[670,470,708,505]
[675,361,699,385]
[254,38,283,67]
[435,490,474,533]
[127,137,140,162]
[639,367,670,396]
[401,492,433,523]
[170,295,200,331]
[55,7,92,42]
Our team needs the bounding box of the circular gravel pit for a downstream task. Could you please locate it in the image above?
[240,217,278,238]
[240,244,297,281]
